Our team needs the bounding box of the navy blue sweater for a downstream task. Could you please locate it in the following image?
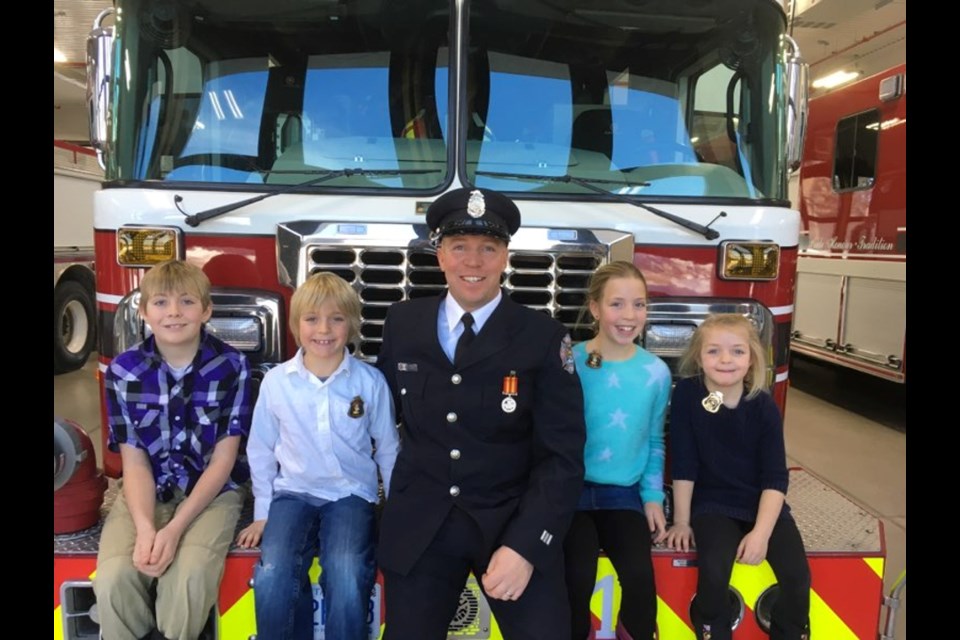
[669,376,791,522]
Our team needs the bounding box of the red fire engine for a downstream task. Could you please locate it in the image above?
[791,64,907,382]
[54,1,889,638]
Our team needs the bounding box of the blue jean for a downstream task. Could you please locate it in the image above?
[575,481,644,512]
[253,493,376,640]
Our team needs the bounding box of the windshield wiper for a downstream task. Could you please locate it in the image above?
[175,168,440,227]
[476,170,723,240]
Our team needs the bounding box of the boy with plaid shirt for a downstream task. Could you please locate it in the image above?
[94,260,253,640]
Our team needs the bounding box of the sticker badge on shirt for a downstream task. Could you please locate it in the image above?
[349,396,365,418]
[586,351,603,369]
[701,390,724,414]
[501,371,518,413]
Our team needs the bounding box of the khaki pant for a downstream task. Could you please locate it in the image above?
[94,485,244,640]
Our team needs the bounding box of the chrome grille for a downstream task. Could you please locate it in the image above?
[278,222,634,360]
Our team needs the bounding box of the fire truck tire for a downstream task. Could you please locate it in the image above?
[54,281,96,375]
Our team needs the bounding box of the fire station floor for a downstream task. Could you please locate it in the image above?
[54,353,907,639]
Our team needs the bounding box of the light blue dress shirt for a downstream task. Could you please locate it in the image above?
[437,291,503,362]
[247,348,400,521]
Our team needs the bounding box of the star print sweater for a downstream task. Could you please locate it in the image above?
[573,341,671,505]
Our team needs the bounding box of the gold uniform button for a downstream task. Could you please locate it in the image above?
[449,486,460,497]
[446,412,458,423]
[450,449,461,460]
[451,374,462,384]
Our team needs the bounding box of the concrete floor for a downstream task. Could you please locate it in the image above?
[54,354,907,639]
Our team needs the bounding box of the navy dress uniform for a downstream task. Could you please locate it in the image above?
[377,188,586,640]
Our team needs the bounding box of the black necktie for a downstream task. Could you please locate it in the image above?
[454,313,475,366]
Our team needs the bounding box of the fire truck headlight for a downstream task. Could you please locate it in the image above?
[720,241,779,280]
[206,317,263,352]
[644,324,697,358]
[117,226,182,266]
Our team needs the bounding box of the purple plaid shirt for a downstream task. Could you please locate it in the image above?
[105,329,253,502]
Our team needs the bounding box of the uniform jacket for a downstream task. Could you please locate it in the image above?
[376,292,586,576]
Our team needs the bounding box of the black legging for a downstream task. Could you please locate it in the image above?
[563,510,657,640]
[691,513,810,640]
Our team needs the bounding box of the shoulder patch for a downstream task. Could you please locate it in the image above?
[560,333,576,374]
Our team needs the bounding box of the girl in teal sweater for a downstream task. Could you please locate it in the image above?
[563,261,671,640]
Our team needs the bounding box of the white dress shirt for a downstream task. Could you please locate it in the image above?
[247,348,400,521]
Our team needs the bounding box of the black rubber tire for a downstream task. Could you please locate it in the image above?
[54,281,96,374]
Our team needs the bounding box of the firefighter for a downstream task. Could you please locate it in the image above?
[376,187,586,639]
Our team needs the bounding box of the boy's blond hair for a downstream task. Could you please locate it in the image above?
[679,313,768,398]
[289,272,362,346]
[138,260,212,312]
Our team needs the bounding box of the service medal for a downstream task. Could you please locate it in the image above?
[701,391,724,414]
[502,371,518,413]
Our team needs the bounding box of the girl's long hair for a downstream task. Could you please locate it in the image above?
[678,313,767,398]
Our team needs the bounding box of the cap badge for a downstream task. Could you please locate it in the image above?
[467,190,486,218]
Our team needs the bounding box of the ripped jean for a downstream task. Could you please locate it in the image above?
[253,492,376,640]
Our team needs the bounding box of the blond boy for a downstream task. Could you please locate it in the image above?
[94,260,252,640]
[237,272,399,640]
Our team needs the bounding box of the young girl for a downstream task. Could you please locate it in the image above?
[664,314,810,640]
[563,261,671,640]
[236,272,400,640]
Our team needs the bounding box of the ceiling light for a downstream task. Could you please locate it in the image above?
[812,70,860,89]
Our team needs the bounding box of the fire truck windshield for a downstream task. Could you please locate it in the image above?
[108,0,452,189]
[107,0,790,202]
[466,0,791,201]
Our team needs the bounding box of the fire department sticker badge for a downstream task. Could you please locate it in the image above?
[701,390,724,414]
[560,334,576,374]
[348,395,365,418]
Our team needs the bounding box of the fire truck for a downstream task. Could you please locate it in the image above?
[54,141,100,374]
[54,0,888,638]
[791,64,907,382]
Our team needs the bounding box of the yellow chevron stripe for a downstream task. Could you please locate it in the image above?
[656,595,697,640]
[864,557,884,579]
[218,587,257,639]
[810,587,858,639]
[55,568,98,640]
[729,560,778,606]
[54,607,64,640]
[726,561,863,639]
